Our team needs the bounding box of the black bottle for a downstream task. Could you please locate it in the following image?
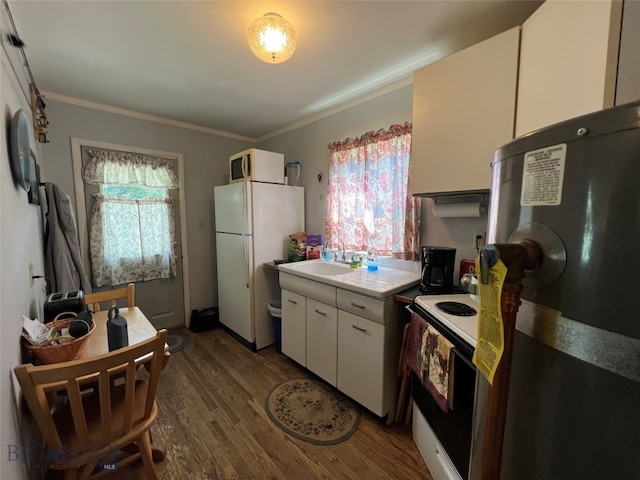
[107,306,129,351]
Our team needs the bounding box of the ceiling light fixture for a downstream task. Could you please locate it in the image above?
[246,12,297,64]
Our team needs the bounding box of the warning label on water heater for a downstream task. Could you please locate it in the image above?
[520,143,566,206]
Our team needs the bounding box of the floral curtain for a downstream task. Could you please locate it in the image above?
[83,149,178,188]
[84,147,178,287]
[325,123,421,260]
[89,195,176,287]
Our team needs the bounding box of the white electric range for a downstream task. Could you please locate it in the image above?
[411,293,479,480]
[414,294,479,349]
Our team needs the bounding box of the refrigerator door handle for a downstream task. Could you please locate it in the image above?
[242,233,250,288]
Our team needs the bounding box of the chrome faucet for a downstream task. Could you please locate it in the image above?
[325,235,346,263]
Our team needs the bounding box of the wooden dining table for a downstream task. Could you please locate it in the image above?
[81,306,162,358]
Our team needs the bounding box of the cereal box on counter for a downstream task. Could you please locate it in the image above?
[306,234,323,260]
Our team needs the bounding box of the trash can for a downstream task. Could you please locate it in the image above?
[267,300,282,352]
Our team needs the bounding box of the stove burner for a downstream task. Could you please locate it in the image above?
[435,301,477,317]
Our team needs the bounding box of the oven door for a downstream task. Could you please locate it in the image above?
[407,303,476,480]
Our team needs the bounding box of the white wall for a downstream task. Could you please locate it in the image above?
[1,32,47,480]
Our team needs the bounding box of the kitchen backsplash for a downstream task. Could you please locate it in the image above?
[420,197,488,284]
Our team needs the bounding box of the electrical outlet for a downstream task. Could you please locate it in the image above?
[197,218,205,229]
[28,262,34,286]
[474,231,486,250]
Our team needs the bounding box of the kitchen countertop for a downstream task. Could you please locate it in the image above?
[394,285,422,304]
[278,259,420,298]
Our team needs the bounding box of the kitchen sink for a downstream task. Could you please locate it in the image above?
[284,260,352,276]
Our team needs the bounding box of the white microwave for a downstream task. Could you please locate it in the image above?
[229,148,285,184]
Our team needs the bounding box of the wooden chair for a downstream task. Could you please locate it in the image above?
[84,283,135,312]
[14,329,168,479]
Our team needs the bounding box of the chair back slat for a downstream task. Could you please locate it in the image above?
[143,340,166,418]
[14,330,167,469]
[98,373,112,444]
[67,378,90,446]
[121,361,138,434]
[16,381,65,451]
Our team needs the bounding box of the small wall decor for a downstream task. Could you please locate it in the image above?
[9,109,32,192]
[30,84,49,143]
[4,4,49,143]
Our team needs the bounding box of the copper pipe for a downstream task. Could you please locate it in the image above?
[480,241,541,480]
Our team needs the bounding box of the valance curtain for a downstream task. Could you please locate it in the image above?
[325,123,421,260]
[84,148,178,287]
[83,149,178,188]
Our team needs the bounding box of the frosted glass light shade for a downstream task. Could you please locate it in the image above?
[246,13,297,64]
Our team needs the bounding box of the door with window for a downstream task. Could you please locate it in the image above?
[78,143,185,329]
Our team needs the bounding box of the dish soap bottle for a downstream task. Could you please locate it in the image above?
[367,247,378,271]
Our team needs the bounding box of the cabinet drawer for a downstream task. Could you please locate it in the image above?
[337,289,390,325]
[279,272,337,306]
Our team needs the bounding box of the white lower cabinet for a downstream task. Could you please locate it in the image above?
[337,310,385,416]
[306,299,338,386]
[279,271,402,422]
[281,289,306,366]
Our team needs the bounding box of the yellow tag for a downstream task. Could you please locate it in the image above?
[472,257,507,384]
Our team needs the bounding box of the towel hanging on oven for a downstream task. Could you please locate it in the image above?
[406,313,455,412]
[420,324,455,412]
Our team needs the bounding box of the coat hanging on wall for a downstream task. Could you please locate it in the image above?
[44,183,92,294]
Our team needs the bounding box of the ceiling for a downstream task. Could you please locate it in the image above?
[6,1,542,141]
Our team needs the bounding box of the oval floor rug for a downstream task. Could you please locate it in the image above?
[265,378,360,445]
[166,331,191,354]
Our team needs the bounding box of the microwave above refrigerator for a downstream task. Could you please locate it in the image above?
[229,148,285,184]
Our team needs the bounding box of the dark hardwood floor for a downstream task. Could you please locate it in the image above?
[105,327,432,479]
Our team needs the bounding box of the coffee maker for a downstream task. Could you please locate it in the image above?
[420,246,456,294]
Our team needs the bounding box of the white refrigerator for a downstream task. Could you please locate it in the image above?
[214,181,304,349]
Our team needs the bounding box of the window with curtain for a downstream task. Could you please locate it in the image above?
[83,148,178,287]
[325,123,421,260]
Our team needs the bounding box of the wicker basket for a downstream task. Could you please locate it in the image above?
[24,312,95,364]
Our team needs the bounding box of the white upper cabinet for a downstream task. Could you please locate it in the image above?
[515,0,623,137]
[411,27,520,196]
[616,1,640,105]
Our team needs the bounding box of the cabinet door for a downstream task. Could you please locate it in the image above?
[516,0,622,136]
[281,289,306,366]
[411,27,519,195]
[337,310,385,416]
[306,299,338,386]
